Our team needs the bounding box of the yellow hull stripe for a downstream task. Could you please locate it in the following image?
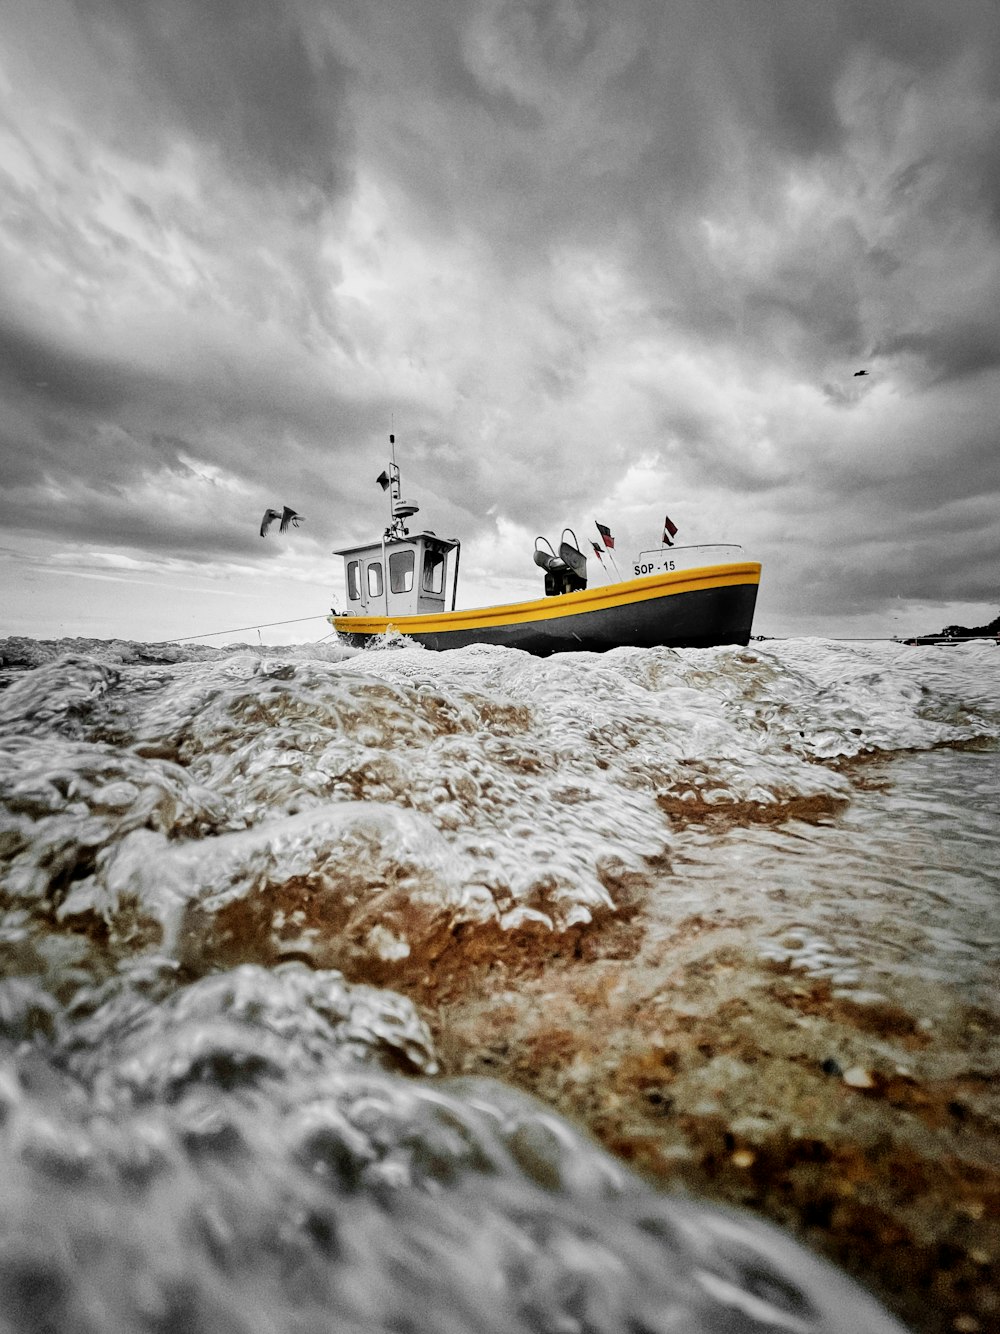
[330,561,761,637]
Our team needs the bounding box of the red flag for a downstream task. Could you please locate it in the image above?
[596,522,614,549]
[663,514,678,546]
[590,540,604,561]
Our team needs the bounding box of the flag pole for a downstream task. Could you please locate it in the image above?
[594,522,624,581]
[589,542,614,584]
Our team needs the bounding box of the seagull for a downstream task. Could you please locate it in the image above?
[260,506,304,537]
[853,369,869,376]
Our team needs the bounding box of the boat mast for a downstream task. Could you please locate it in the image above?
[383,432,419,541]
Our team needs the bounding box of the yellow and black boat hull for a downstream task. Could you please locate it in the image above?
[331,561,761,656]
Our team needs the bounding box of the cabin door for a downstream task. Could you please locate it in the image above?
[362,556,386,614]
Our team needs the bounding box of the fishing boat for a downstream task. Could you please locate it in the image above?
[328,437,761,655]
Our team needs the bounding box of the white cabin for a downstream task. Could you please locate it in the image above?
[334,530,460,619]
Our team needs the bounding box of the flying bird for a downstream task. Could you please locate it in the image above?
[853,369,869,376]
[260,506,304,537]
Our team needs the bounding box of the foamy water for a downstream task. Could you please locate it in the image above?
[1,632,998,1333]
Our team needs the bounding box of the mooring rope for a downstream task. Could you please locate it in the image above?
[164,614,331,644]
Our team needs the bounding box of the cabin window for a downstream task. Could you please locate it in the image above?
[367,561,383,598]
[347,560,362,601]
[389,549,415,593]
[422,547,445,595]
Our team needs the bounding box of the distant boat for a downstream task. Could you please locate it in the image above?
[328,437,761,655]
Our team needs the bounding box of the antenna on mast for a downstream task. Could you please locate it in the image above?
[383,430,419,539]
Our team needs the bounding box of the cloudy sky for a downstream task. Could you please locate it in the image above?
[2,0,999,644]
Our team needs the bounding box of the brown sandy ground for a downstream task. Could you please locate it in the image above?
[393,904,999,1334]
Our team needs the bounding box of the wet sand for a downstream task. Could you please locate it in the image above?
[411,914,997,1334]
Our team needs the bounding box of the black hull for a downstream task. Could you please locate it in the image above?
[336,579,759,656]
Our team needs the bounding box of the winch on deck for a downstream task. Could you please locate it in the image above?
[533,529,588,597]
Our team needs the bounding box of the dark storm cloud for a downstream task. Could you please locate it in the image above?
[371,0,1000,385]
[881,320,1000,386]
[0,403,335,564]
[0,302,398,562]
[616,1,1000,367]
[408,0,991,220]
[0,319,162,419]
[0,319,195,517]
[0,472,259,561]
[75,0,356,195]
